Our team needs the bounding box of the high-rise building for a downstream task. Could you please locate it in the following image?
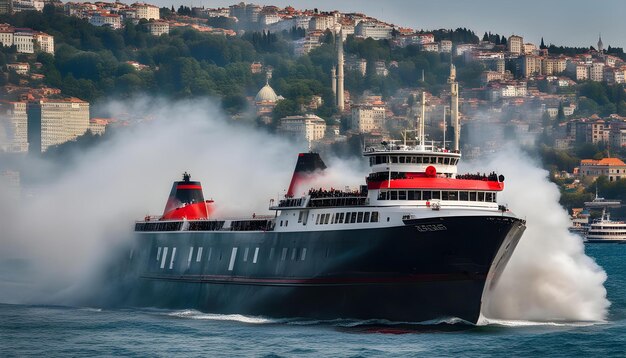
[0,101,28,153]
[508,35,523,54]
[27,98,90,153]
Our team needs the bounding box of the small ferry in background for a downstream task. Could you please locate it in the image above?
[577,191,626,243]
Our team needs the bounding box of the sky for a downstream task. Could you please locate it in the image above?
[153,0,626,49]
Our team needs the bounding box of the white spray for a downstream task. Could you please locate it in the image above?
[471,148,609,322]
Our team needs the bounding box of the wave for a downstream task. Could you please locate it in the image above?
[164,310,472,327]
[478,316,605,327]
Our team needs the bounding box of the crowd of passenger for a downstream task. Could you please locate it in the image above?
[308,188,363,199]
[456,172,500,181]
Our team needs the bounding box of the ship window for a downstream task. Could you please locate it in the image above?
[219,250,222,261]
[301,248,307,261]
[357,212,364,223]
[423,191,432,200]
[486,192,494,202]
[280,220,283,227]
[291,248,297,260]
[449,191,458,200]
[331,213,335,224]
[351,212,357,223]
[371,212,379,222]
[398,190,407,200]
[408,190,420,200]
[391,156,398,163]
[437,157,443,164]
[430,157,437,164]
[207,247,212,261]
[285,220,288,227]
[324,214,330,224]
[399,156,406,163]
[339,212,345,223]
[187,247,194,268]
[316,214,321,225]
[364,212,370,223]
[478,192,485,201]
[269,247,275,260]
[416,156,423,164]
[432,191,441,200]
[442,191,449,200]
[160,247,168,269]
[469,191,477,201]
[411,156,417,164]
[243,247,249,262]
[169,247,177,269]
[298,212,303,223]
[460,191,469,201]
[281,248,288,261]
[378,190,387,200]
[253,247,259,263]
[390,191,398,200]
[157,247,162,261]
[444,158,450,165]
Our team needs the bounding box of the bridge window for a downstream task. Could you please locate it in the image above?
[430,157,437,164]
[460,191,469,201]
[432,191,441,200]
[390,191,398,200]
[399,156,406,163]
[371,212,379,222]
[437,157,444,164]
[444,158,450,165]
[398,190,407,200]
[469,191,477,201]
[478,192,485,201]
[391,156,398,163]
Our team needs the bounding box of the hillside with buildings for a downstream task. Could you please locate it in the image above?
[1,1,626,214]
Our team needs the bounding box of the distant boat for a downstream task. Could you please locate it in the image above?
[582,192,626,243]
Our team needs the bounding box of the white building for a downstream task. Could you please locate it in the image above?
[133,2,159,20]
[89,13,123,29]
[0,25,54,54]
[351,103,386,133]
[27,98,90,153]
[508,35,523,54]
[589,62,605,82]
[355,21,392,40]
[0,101,28,153]
[6,62,29,74]
[13,30,34,53]
[279,114,327,142]
[146,21,169,36]
[439,40,452,53]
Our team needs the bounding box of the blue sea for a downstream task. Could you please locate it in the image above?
[2,245,626,357]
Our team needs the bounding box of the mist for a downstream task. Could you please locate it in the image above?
[471,149,609,322]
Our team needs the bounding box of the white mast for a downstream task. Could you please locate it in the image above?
[419,91,426,148]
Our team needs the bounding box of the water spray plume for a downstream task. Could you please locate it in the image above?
[474,148,609,322]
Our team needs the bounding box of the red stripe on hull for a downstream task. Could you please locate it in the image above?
[367,178,504,191]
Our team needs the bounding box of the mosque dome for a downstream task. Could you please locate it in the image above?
[255,83,280,102]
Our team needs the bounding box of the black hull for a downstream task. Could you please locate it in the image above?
[117,215,525,324]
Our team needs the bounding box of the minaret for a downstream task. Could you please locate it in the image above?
[336,29,345,112]
[597,34,604,53]
[331,66,337,99]
[419,91,426,147]
[448,63,460,152]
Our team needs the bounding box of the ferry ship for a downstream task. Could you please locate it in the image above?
[121,125,526,323]
[579,192,625,243]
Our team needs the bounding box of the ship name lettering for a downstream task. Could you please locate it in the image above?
[415,224,447,232]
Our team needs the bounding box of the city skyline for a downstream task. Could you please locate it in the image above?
[157,0,624,49]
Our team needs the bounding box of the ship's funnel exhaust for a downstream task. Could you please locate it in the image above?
[162,172,213,220]
[286,153,327,197]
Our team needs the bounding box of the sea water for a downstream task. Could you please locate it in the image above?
[1,245,625,357]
